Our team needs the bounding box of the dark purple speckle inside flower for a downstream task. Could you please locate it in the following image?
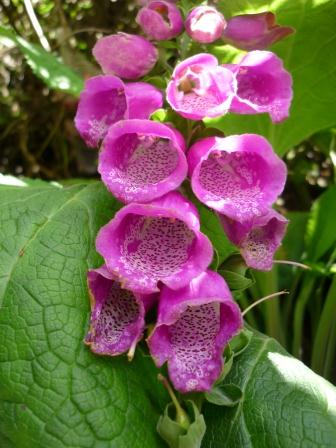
[169,302,220,391]
[94,281,140,353]
[198,151,269,217]
[118,215,196,278]
[108,134,179,189]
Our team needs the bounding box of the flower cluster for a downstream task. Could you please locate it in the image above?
[75,2,293,393]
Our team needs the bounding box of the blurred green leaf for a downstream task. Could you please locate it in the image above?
[206,0,336,156]
[305,185,336,261]
[0,26,84,96]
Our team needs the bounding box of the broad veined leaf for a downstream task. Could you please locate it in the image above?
[207,0,336,156]
[0,26,84,96]
[0,182,167,447]
[1,181,336,447]
[203,329,336,447]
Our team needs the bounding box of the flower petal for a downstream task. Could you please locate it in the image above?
[148,270,243,392]
[98,119,187,203]
[96,192,213,294]
[188,134,287,221]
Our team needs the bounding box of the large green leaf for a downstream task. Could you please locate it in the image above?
[0,26,84,96]
[203,329,336,447]
[208,0,336,156]
[0,182,167,447]
[1,181,336,447]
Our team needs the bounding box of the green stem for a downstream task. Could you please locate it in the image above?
[253,269,285,346]
[158,374,190,430]
[323,319,336,380]
[292,275,316,358]
[311,276,336,374]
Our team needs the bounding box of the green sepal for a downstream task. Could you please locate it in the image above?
[205,383,243,407]
[157,400,206,448]
[219,254,255,291]
[216,345,234,384]
[230,328,253,358]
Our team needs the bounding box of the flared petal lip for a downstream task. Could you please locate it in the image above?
[98,119,188,203]
[74,75,129,148]
[166,64,237,121]
[188,134,287,218]
[124,82,163,119]
[225,51,293,123]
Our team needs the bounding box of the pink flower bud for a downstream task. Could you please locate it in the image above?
[223,12,294,51]
[136,1,183,41]
[93,33,158,80]
[185,6,226,44]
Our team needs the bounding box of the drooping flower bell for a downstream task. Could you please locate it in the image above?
[93,33,158,80]
[185,6,226,44]
[226,50,293,123]
[147,270,242,392]
[166,53,236,120]
[74,76,163,147]
[136,0,183,41]
[85,265,156,358]
[96,191,213,294]
[188,134,287,221]
[222,12,294,51]
[219,209,288,270]
[98,119,187,203]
